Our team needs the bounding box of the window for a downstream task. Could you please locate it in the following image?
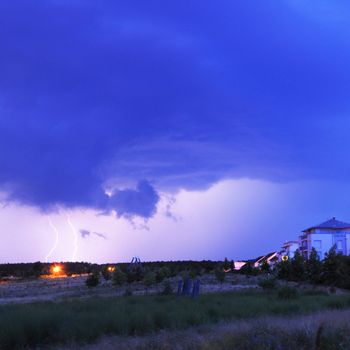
[313,240,322,249]
[337,240,343,250]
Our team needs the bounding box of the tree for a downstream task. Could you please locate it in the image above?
[223,258,230,271]
[230,260,235,273]
[261,260,270,273]
[86,273,99,288]
[306,248,322,283]
[290,250,305,281]
[112,269,127,286]
[322,245,342,286]
[276,259,292,280]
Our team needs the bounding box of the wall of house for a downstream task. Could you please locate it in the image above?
[310,233,333,260]
[347,234,350,255]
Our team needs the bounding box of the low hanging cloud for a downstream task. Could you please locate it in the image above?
[80,229,108,240]
[107,180,160,219]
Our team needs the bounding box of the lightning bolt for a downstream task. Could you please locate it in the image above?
[45,217,60,263]
[67,215,78,262]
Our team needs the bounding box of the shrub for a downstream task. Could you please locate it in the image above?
[86,273,99,288]
[143,271,156,289]
[123,288,133,297]
[215,268,225,283]
[258,278,277,290]
[161,279,173,295]
[112,269,127,287]
[277,286,298,299]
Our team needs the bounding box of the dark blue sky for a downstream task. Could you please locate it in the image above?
[1,1,350,262]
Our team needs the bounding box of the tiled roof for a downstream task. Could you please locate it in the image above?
[303,217,350,232]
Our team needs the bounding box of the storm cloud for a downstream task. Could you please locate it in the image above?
[1,1,350,217]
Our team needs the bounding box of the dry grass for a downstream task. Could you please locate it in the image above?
[62,309,350,350]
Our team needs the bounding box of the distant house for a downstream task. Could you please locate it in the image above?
[254,252,279,268]
[280,241,299,261]
[299,217,350,259]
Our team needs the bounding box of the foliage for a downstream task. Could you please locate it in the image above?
[112,269,127,287]
[277,286,298,300]
[305,248,322,283]
[101,268,112,281]
[258,278,277,290]
[85,273,99,288]
[215,268,225,283]
[260,260,270,273]
[290,250,306,281]
[161,279,173,295]
[143,271,156,288]
[155,267,171,283]
[123,288,133,297]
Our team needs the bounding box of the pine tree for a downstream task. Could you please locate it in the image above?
[322,245,341,286]
[306,248,322,283]
[290,250,305,281]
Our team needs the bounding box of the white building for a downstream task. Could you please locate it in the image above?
[280,241,299,260]
[299,217,350,260]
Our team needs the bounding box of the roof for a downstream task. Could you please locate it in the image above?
[303,217,350,232]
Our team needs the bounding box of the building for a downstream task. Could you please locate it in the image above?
[299,217,350,259]
[280,241,299,261]
[254,252,279,268]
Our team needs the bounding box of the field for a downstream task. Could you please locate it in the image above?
[1,284,350,349]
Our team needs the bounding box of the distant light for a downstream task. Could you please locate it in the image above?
[282,255,289,262]
[51,265,62,274]
[107,266,116,272]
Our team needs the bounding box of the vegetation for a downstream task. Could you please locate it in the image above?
[276,246,350,290]
[0,291,349,349]
[112,269,127,287]
[85,273,100,288]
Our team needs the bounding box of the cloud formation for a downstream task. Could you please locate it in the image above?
[1,1,350,217]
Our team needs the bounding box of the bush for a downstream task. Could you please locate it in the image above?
[112,269,127,287]
[143,271,156,289]
[86,273,99,288]
[123,288,133,297]
[277,286,298,299]
[161,279,173,295]
[258,278,277,290]
[215,268,225,283]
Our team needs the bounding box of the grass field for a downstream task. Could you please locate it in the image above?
[1,290,350,349]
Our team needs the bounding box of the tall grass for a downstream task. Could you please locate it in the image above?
[0,291,349,349]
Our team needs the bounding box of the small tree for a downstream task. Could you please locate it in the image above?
[86,273,99,288]
[112,269,127,287]
[261,260,270,273]
[230,260,235,273]
[223,258,230,271]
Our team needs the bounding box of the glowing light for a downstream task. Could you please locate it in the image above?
[107,266,116,272]
[67,215,78,262]
[282,255,289,262]
[45,217,60,263]
[51,264,63,275]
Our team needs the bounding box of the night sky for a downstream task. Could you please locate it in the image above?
[1,1,350,263]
